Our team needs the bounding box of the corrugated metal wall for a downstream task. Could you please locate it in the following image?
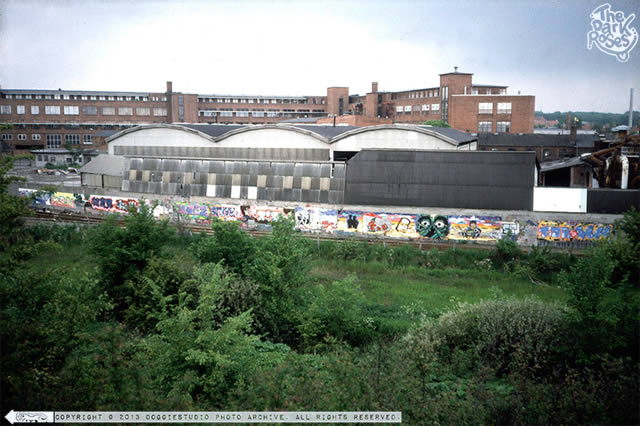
[122,157,345,203]
[344,150,536,210]
[113,146,329,161]
[587,189,640,213]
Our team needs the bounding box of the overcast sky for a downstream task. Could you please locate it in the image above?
[1,0,638,113]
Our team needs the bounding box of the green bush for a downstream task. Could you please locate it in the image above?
[191,219,256,274]
[404,298,567,377]
[296,277,378,350]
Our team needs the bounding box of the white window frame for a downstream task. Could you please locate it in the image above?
[497,102,512,114]
[0,105,11,114]
[478,103,493,114]
[45,105,61,115]
[63,105,79,115]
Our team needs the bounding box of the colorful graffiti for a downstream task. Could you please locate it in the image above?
[295,207,338,233]
[337,211,418,238]
[19,188,88,209]
[415,215,449,239]
[537,221,614,241]
[50,192,76,208]
[175,202,212,223]
[89,196,139,213]
[448,216,503,241]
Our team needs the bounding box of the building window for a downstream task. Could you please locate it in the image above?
[99,96,106,101]
[125,96,132,101]
[108,96,115,101]
[266,109,279,117]
[404,105,412,112]
[478,121,492,133]
[1,134,12,140]
[83,135,93,145]
[0,105,11,114]
[252,109,264,117]
[478,103,493,114]
[118,107,133,115]
[500,88,507,95]
[497,102,512,114]
[543,149,552,159]
[82,106,98,115]
[153,108,167,116]
[431,104,440,111]
[31,105,39,115]
[17,134,26,140]
[395,106,403,114]
[90,96,97,100]
[46,134,62,148]
[422,104,430,112]
[472,88,479,95]
[236,109,249,118]
[16,105,25,114]
[496,121,511,132]
[45,105,61,115]
[54,94,61,100]
[32,134,41,140]
[136,107,150,116]
[116,96,123,101]
[63,94,70,100]
[65,134,81,145]
[102,107,116,115]
[81,95,88,100]
[63,105,79,115]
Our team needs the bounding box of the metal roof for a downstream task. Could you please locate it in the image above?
[78,154,128,176]
[1,89,152,96]
[539,156,587,172]
[417,126,478,144]
[478,133,599,148]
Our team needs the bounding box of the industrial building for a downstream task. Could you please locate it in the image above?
[0,69,535,156]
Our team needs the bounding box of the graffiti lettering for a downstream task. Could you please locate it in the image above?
[537,221,614,241]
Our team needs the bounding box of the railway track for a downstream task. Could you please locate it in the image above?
[25,209,585,254]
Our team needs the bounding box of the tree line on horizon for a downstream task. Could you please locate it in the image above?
[535,110,639,131]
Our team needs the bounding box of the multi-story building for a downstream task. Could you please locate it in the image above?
[0,69,534,155]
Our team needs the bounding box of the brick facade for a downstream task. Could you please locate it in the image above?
[0,70,535,156]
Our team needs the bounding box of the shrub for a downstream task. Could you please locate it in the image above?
[404,298,567,377]
[192,219,256,274]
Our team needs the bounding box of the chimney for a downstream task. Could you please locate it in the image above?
[454,66,458,73]
[166,81,173,93]
[372,81,378,93]
[570,122,577,142]
[629,88,634,128]
[566,112,571,130]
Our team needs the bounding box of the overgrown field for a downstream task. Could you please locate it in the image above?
[2,176,639,424]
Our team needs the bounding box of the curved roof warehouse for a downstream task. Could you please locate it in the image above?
[85,123,536,210]
[105,123,478,161]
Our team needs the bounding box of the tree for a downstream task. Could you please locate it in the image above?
[0,155,32,250]
[88,201,175,323]
[422,120,451,128]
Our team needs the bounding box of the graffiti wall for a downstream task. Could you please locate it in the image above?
[537,221,614,242]
[17,186,617,246]
[295,207,338,233]
[19,188,87,208]
[89,195,139,213]
[448,216,503,241]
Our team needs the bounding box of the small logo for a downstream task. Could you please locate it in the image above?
[587,3,638,62]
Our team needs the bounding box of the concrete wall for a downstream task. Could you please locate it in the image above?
[533,187,587,213]
[12,182,619,249]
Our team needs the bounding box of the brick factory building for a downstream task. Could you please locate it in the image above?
[0,69,534,155]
